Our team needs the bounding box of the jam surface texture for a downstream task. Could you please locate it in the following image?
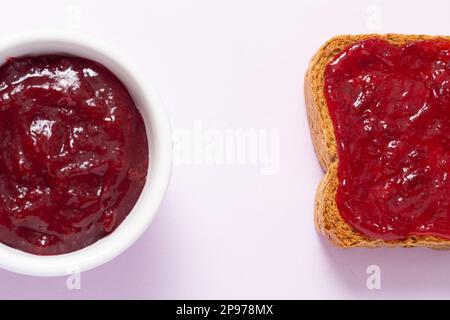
[324,39,450,240]
[0,55,148,255]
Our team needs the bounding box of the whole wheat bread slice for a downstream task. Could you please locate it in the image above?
[305,34,450,249]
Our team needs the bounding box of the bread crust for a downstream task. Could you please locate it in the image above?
[306,34,450,249]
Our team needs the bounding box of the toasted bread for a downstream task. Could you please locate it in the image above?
[305,34,450,249]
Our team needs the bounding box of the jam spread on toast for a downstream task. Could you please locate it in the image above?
[0,56,148,255]
[324,39,449,240]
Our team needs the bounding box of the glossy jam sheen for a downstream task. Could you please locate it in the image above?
[324,39,449,240]
[0,56,148,255]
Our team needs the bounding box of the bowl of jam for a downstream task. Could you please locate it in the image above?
[0,30,172,276]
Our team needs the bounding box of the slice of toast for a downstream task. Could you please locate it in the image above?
[305,34,450,249]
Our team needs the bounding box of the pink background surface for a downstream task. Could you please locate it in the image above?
[1,0,450,299]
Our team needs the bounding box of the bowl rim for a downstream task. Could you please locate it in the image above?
[0,29,172,277]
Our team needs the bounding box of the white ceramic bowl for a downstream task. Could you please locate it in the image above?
[0,30,172,276]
